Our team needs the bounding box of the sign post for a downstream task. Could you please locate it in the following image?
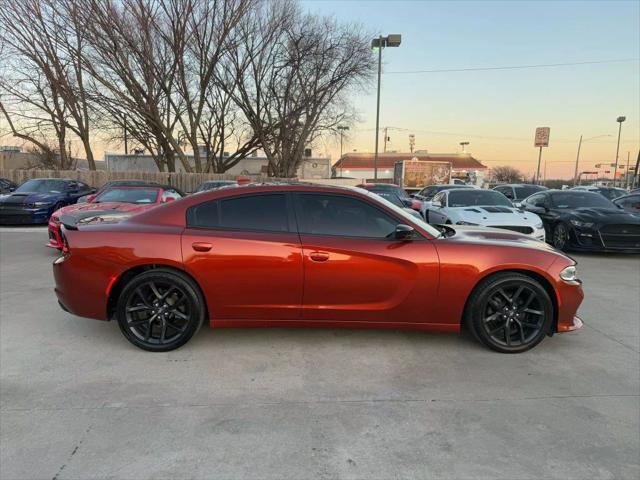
[534,127,550,184]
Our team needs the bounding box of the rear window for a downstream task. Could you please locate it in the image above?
[187,194,289,232]
[514,185,546,199]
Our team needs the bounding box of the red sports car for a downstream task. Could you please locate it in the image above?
[48,185,182,249]
[53,184,583,353]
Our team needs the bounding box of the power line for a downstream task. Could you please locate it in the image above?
[385,58,639,75]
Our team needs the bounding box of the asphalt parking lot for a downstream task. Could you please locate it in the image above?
[1,227,639,480]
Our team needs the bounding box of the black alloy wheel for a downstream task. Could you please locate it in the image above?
[552,222,569,251]
[465,272,553,353]
[116,269,205,351]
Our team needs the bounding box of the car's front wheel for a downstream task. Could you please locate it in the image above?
[465,272,553,353]
[552,222,570,250]
[116,269,205,352]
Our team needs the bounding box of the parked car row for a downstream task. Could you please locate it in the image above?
[0,177,239,230]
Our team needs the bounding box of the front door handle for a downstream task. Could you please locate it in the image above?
[192,242,212,252]
[309,251,330,262]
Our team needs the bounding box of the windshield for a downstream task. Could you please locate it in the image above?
[372,191,405,208]
[448,190,512,207]
[551,191,615,209]
[15,179,67,193]
[364,190,441,237]
[95,188,160,204]
[365,184,409,198]
[514,185,546,199]
[597,188,627,200]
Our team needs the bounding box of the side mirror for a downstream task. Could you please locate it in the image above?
[513,201,522,208]
[9,186,15,192]
[431,200,442,208]
[394,224,414,241]
[86,194,97,203]
[163,196,176,203]
[402,198,413,208]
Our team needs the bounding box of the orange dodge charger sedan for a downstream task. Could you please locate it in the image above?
[53,184,583,353]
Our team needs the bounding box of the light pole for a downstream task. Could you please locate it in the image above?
[573,134,611,186]
[372,34,401,180]
[613,116,626,187]
[337,126,349,177]
[459,141,469,153]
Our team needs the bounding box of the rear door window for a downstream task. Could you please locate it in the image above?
[187,194,290,232]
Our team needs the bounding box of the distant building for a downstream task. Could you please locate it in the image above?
[332,152,488,185]
[105,151,332,179]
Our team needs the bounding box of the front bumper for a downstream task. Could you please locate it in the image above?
[569,226,640,252]
[557,315,583,332]
[47,219,63,249]
[0,207,50,225]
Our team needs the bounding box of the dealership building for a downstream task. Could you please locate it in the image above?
[332,152,488,185]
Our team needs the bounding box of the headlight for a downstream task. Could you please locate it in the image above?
[559,265,579,283]
[534,222,543,229]
[456,221,478,226]
[570,219,594,229]
[28,201,53,208]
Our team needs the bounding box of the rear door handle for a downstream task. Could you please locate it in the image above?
[309,251,330,262]
[192,242,212,252]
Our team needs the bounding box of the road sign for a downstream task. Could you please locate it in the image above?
[534,127,550,147]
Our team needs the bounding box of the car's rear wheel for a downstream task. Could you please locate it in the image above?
[465,272,553,353]
[552,222,569,250]
[116,269,205,352]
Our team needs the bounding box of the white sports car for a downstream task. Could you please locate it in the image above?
[425,188,546,241]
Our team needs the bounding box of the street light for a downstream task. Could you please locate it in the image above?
[337,126,349,177]
[613,116,626,187]
[459,141,469,153]
[372,34,402,180]
[573,134,612,186]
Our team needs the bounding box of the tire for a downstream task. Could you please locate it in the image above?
[116,269,205,352]
[552,222,570,251]
[465,272,553,353]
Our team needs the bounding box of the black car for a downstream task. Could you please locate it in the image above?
[614,193,640,214]
[571,186,627,200]
[520,189,640,252]
[0,178,17,194]
[493,184,548,203]
[194,180,238,193]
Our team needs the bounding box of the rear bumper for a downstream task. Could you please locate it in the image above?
[53,254,109,321]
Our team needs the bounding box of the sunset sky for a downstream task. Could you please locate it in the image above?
[305,0,640,179]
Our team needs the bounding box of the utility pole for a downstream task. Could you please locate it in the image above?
[613,116,626,187]
[372,34,401,180]
[383,127,388,153]
[573,135,582,186]
[337,126,349,177]
[409,134,415,153]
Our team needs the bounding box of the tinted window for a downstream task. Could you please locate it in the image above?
[188,194,288,232]
[550,192,614,209]
[448,190,512,207]
[525,193,548,208]
[372,191,405,208]
[297,194,397,238]
[596,188,626,200]
[514,185,545,199]
[494,186,514,199]
[616,194,640,209]
[15,179,68,193]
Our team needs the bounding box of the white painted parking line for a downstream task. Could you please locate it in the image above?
[0,227,47,233]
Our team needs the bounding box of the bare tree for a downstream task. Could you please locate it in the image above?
[223,0,373,177]
[491,165,525,183]
[0,0,96,169]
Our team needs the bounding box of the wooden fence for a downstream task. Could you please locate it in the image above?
[0,169,296,193]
